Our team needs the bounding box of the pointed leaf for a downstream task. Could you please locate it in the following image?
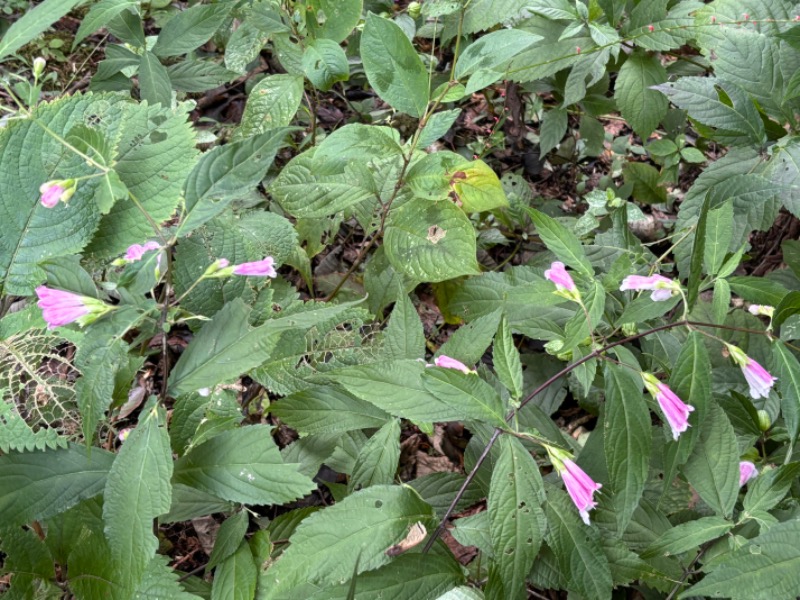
[349,419,401,491]
[173,425,316,505]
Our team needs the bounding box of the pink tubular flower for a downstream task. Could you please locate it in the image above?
[35,286,112,330]
[38,179,76,208]
[545,261,576,292]
[748,304,774,318]
[560,458,602,525]
[739,461,758,487]
[434,355,474,374]
[619,274,680,301]
[232,257,277,277]
[727,344,777,400]
[124,241,161,262]
[643,373,694,441]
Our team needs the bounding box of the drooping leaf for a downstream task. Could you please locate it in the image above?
[180,129,294,235]
[0,0,84,60]
[384,293,425,361]
[211,540,258,600]
[422,368,508,428]
[271,385,390,436]
[642,516,733,559]
[303,38,350,91]
[771,344,800,450]
[493,316,523,400]
[73,0,138,48]
[526,208,593,277]
[305,0,363,42]
[139,51,172,106]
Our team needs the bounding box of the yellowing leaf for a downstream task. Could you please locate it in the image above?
[451,160,509,212]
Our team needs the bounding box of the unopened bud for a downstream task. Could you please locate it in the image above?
[33,57,46,78]
[407,1,421,18]
[757,410,771,432]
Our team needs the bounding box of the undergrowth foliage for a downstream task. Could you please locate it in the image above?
[2,0,800,598]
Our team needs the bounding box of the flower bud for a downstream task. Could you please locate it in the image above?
[33,57,46,78]
[757,409,771,432]
[408,1,421,18]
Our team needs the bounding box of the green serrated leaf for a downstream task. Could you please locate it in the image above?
[422,368,507,427]
[681,519,800,599]
[259,485,436,598]
[526,208,593,277]
[488,435,545,599]
[153,2,234,57]
[0,444,113,527]
[494,316,523,400]
[454,29,542,79]
[305,0,363,43]
[349,419,401,491]
[212,539,258,600]
[384,294,425,361]
[180,129,294,235]
[614,50,667,139]
[271,385,390,436]
[173,425,316,505]
[682,402,739,518]
[207,511,249,571]
[604,363,650,533]
[771,344,800,450]
[103,406,173,592]
[704,200,734,276]
[384,197,480,282]
[688,194,710,308]
[642,516,732,559]
[237,74,304,139]
[139,51,172,107]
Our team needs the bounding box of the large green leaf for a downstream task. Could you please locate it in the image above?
[487,436,546,600]
[327,360,473,422]
[103,406,173,592]
[139,51,172,107]
[384,198,480,282]
[270,148,378,218]
[211,540,258,600]
[152,1,234,57]
[0,0,84,60]
[662,332,711,494]
[173,425,316,505]
[167,300,285,396]
[258,485,436,598]
[349,418,401,491]
[545,486,613,600]
[642,516,733,559]
[305,0,363,42]
[681,519,800,599]
[179,129,294,235]
[526,208,593,277]
[654,77,766,145]
[271,385,390,436]
[615,50,667,139]
[454,30,542,79]
[236,75,304,139]
[604,363,651,533]
[0,445,113,526]
[771,344,800,450]
[0,94,127,295]
[74,0,138,48]
[306,553,465,600]
[361,13,429,117]
[422,368,507,427]
[682,403,739,518]
[86,101,198,257]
